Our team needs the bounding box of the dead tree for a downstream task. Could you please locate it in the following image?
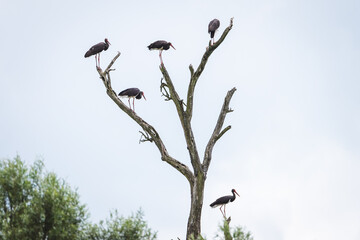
[96,18,234,239]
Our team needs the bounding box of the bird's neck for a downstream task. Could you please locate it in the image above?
[231,192,236,202]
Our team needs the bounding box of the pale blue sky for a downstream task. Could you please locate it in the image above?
[1,0,359,239]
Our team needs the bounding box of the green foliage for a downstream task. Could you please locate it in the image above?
[231,226,253,240]
[83,209,157,240]
[0,156,158,240]
[215,220,253,240]
[0,156,87,240]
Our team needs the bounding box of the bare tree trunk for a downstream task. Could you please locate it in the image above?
[187,173,205,239]
[95,18,234,239]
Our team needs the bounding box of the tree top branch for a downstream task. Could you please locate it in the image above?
[203,87,236,174]
[186,17,234,120]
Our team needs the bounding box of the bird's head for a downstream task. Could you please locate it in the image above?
[141,91,146,101]
[169,43,176,50]
[105,38,111,45]
[232,189,240,197]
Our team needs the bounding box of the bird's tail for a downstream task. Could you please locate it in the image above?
[210,32,215,38]
[84,51,92,58]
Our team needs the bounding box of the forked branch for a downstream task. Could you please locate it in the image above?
[139,131,153,143]
[159,18,235,177]
[160,64,202,176]
[160,78,172,101]
[203,87,236,174]
[96,53,194,183]
[187,17,234,121]
[159,66,185,115]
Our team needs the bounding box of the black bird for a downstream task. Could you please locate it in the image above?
[147,40,176,65]
[118,88,146,112]
[210,189,240,218]
[84,38,111,68]
[208,19,220,45]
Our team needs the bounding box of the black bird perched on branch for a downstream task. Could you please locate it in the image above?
[147,40,176,65]
[84,38,111,68]
[208,19,220,45]
[118,88,146,112]
[210,189,240,218]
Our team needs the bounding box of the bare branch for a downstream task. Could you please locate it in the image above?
[216,125,232,142]
[105,51,121,73]
[96,53,194,183]
[158,19,234,176]
[180,99,187,108]
[160,64,202,176]
[139,131,153,143]
[189,64,194,77]
[187,18,234,121]
[160,78,172,101]
[203,87,236,174]
[160,65,185,114]
[97,52,120,90]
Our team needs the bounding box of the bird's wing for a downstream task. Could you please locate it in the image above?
[148,40,167,50]
[84,42,106,57]
[119,88,140,96]
[210,195,232,207]
[118,88,129,96]
[208,19,220,33]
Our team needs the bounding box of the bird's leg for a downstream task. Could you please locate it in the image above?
[132,98,135,112]
[223,205,227,218]
[128,98,131,109]
[159,50,163,65]
[96,54,102,70]
[220,206,226,218]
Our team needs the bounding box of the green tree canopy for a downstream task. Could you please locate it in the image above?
[215,220,253,240]
[0,156,157,240]
[0,156,87,240]
[83,209,157,240]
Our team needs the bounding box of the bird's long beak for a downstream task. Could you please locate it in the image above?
[104,38,111,46]
[234,190,240,197]
[142,93,147,101]
[170,44,176,50]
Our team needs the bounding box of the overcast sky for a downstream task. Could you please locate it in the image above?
[1,0,359,239]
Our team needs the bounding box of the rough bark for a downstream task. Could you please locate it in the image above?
[95,18,234,239]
